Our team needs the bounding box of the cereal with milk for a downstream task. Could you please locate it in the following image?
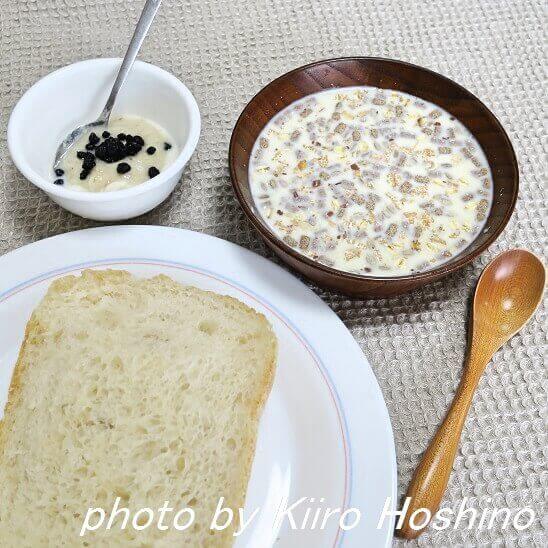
[249,87,493,276]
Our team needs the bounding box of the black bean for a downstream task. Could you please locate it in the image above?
[125,142,142,156]
[82,157,96,171]
[117,162,131,174]
[88,132,100,145]
[54,168,64,176]
[148,167,160,178]
[164,142,172,150]
[95,137,127,163]
[146,146,156,155]
[53,178,64,185]
[102,131,111,138]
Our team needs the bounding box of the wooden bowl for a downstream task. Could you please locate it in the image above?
[229,57,518,297]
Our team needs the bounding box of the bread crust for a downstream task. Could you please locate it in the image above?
[0,315,40,458]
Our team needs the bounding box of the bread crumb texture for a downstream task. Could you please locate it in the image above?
[0,270,277,547]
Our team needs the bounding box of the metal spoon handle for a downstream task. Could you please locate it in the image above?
[99,0,162,122]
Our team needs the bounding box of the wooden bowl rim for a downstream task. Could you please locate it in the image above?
[229,56,519,283]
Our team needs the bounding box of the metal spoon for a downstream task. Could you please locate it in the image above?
[53,0,162,168]
[397,249,546,539]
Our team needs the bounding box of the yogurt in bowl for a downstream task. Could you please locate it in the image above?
[58,116,178,192]
[8,58,200,221]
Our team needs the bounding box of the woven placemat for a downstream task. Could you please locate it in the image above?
[0,0,546,545]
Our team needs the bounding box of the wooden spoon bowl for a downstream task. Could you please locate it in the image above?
[229,57,519,297]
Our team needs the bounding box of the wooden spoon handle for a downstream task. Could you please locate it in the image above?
[396,367,483,539]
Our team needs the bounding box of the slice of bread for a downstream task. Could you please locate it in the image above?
[0,270,277,547]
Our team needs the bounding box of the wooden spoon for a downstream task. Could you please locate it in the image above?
[397,249,546,539]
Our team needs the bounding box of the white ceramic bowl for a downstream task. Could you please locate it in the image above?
[7,58,200,221]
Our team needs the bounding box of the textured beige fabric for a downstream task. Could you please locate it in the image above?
[0,0,546,546]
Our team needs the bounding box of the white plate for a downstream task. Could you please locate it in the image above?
[0,226,396,547]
